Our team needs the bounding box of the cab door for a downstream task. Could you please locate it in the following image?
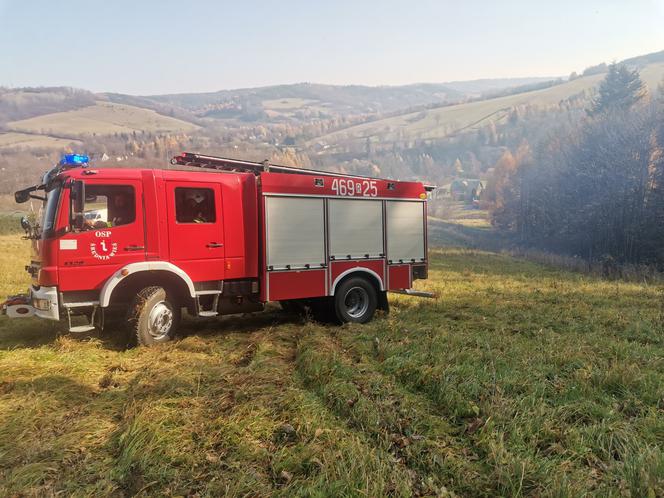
[165,182,225,281]
[58,180,146,292]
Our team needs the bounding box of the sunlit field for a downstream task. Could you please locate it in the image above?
[7,102,199,138]
[0,232,663,496]
[313,63,664,151]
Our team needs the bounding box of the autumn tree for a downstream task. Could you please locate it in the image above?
[487,150,518,229]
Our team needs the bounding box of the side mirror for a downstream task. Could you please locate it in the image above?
[71,180,85,230]
[15,189,31,204]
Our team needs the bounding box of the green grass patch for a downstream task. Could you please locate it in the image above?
[0,236,662,496]
[0,214,26,236]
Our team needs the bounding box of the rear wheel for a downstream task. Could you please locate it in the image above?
[127,286,180,346]
[334,277,377,324]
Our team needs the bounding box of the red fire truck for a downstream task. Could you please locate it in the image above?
[2,153,432,346]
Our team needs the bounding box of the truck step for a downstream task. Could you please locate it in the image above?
[198,310,219,317]
[196,290,221,317]
[65,303,99,333]
[69,324,96,333]
[63,301,100,308]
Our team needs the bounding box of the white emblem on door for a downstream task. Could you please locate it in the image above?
[90,239,118,260]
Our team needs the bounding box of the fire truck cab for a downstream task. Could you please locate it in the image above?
[2,153,431,346]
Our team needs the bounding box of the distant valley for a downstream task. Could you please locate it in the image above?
[0,50,663,195]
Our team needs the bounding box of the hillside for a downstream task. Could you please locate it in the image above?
[0,232,662,496]
[0,87,96,122]
[0,132,81,150]
[313,62,664,151]
[0,78,551,152]
[7,101,199,139]
[621,49,664,68]
[140,79,552,118]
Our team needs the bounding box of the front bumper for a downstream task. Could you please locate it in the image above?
[32,285,60,321]
[1,286,59,321]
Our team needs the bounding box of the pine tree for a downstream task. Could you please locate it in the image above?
[589,63,646,115]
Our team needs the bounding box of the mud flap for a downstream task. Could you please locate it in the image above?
[377,291,390,313]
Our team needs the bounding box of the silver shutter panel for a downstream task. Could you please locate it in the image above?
[266,197,325,269]
[386,201,425,262]
[329,199,383,259]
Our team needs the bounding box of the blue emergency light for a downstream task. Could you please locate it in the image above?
[60,154,89,167]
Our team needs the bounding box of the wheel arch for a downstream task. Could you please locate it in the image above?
[331,267,384,296]
[100,262,196,308]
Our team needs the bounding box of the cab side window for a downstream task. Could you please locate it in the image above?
[75,185,136,230]
[175,188,216,224]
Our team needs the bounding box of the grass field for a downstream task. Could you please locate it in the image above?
[0,232,663,496]
[314,63,664,149]
[0,132,82,151]
[6,101,199,139]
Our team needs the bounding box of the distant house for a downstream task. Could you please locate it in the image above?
[450,179,484,203]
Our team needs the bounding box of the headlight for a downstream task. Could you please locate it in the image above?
[32,298,50,311]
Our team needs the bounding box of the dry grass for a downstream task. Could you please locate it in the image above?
[431,200,492,229]
[7,102,199,138]
[640,63,664,89]
[0,132,82,151]
[0,234,663,496]
[0,234,31,296]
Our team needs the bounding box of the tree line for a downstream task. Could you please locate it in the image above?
[0,87,95,124]
[487,63,664,266]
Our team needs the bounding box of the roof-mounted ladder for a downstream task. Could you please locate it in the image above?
[170,152,379,179]
[171,152,274,175]
[171,152,436,191]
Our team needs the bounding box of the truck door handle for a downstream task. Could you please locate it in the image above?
[124,245,145,251]
[207,242,223,248]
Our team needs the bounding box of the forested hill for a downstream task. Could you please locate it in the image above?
[487,62,664,268]
[138,78,553,115]
[0,77,552,128]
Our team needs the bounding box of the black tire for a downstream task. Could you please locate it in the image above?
[334,277,378,324]
[127,286,180,346]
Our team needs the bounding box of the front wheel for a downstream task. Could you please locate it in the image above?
[127,286,180,346]
[334,277,377,324]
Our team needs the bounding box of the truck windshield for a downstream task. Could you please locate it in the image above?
[42,185,62,238]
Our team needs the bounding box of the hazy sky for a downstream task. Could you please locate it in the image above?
[1,0,663,95]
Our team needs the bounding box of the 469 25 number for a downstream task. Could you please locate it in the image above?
[331,178,378,197]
